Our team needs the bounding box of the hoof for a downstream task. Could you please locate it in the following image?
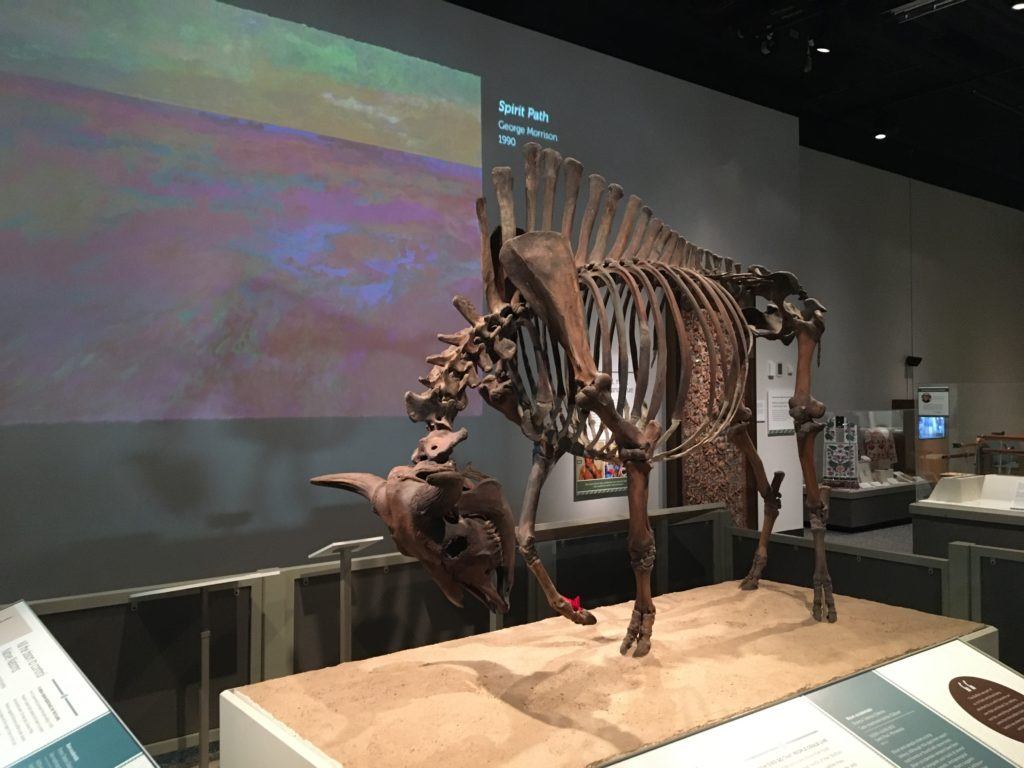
[619,608,655,657]
[812,576,837,623]
[556,597,598,626]
[577,608,598,625]
[740,554,767,591]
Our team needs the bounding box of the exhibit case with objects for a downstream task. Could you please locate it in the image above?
[810,409,931,529]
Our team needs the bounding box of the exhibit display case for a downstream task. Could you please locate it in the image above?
[976,434,1024,476]
[912,474,1024,557]
[812,409,931,529]
[823,408,925,488]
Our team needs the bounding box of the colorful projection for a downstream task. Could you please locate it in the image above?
[0,0,481,423]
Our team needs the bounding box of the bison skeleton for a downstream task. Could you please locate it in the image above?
[313,143,834,657]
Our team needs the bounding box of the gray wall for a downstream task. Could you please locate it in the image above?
[797,148,1024,442]
[1,0,800,602]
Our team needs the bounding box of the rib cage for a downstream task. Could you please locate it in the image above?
[484,144,754,463]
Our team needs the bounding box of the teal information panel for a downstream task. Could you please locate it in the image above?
[615,641,1024,766]
[10,713,149,768]
[808,671,1015,768]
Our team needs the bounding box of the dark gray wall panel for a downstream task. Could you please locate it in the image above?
[914,515,1024,558]
[978,557,1024,674]
[732,536,944,615]
[666,519,715,592]
[293,563,490,671]
[556,532,636,609]
[40,588,250,745]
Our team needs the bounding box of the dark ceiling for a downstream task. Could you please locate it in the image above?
[447,0,1024,211]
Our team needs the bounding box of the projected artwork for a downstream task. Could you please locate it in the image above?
[0,0,481,422]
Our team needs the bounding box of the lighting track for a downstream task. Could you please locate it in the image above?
[886,0,968,23]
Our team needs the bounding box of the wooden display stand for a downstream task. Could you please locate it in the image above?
[220,581,987,768]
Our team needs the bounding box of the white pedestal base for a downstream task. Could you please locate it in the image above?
[219,690,340,768]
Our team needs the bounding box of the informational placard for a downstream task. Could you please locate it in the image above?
[766,391,794,436]
[616,696,889,766]
[1011,480,1024,512]
[918,386,950,417]
[0,602,156,768]
[874,640,1024,757]
[618,639,1024,766]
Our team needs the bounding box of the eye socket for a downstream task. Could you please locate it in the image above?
[431,444,438,450]
[443,535,468,559]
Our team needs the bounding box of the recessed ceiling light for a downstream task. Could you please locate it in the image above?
[1013,2,1024,10]
[874,132,887,141]
[815,46,831,53]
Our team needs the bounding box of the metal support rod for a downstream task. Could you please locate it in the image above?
[199,586,211,768]
[654,518,669,596]
[488,609,505,633]
[338,551,353,663]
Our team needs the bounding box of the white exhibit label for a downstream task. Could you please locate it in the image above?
[1011,480,1024,511]
[0,601,156,768]
[618,640,1024,767]
[767,391,794,436]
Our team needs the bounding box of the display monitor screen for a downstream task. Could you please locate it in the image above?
[918,415,947,440]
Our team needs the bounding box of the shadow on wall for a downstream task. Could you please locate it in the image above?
[0,410,530,603]
[0,502,391,603]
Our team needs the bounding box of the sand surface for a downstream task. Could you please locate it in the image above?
[238,581,982,767]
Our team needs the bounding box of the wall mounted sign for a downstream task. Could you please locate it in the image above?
[917,386,950,417]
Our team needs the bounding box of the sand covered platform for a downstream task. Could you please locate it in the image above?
[225,580,984,767]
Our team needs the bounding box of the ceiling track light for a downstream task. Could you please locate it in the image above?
[887,0,967,23]
[873,113,890,141]
[809,37,831,54]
